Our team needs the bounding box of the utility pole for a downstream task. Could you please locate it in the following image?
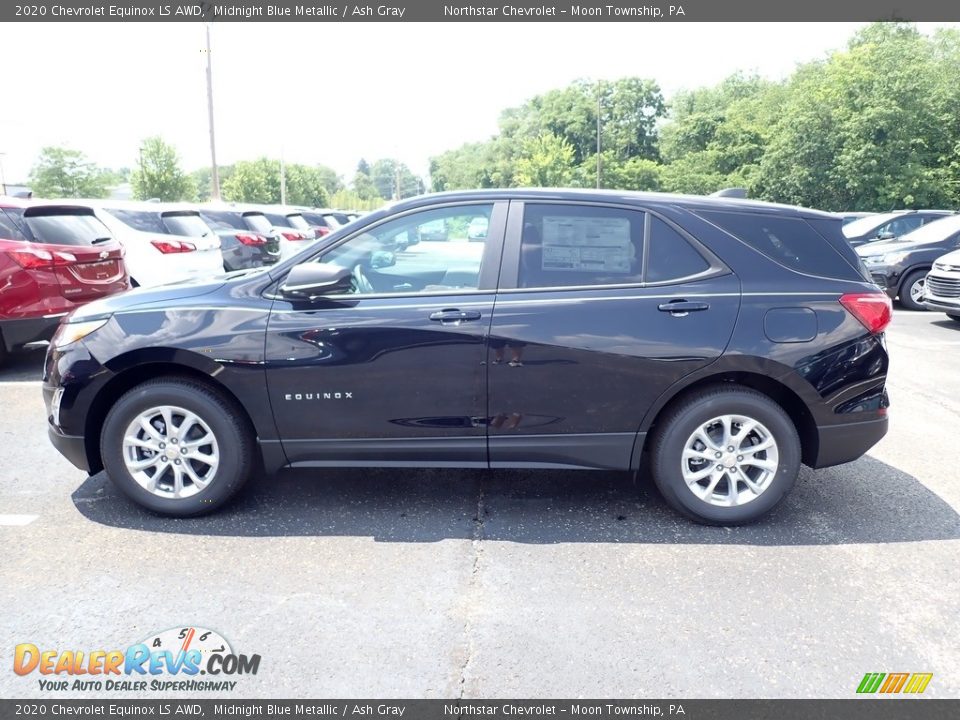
[596,82,602,189]
[204,23,221,200]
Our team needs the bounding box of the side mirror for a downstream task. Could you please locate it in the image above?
[371,250,395,269]
[280,263,353,299]
[877,230,895,241]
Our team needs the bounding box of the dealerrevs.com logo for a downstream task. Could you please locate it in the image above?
[13,626,261,692]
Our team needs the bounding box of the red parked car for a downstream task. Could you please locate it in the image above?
[0,199,129,364]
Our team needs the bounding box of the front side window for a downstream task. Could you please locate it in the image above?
[879,216,923,237]
[318,204,494,295]
[518,204,644,289]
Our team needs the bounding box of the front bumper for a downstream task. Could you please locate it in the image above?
[47,420,90,473]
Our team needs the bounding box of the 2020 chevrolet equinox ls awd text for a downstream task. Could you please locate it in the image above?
[43,190,891,525]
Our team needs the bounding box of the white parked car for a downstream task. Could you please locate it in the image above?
[924,248,960,322]
[85,201,223,287]
[231,204,317,260]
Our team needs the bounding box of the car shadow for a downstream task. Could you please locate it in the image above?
[930,318,960,331]
[72,455,960,546]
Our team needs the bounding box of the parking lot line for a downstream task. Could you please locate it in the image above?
[0,514,38,526]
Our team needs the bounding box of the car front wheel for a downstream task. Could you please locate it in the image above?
[649,386,801,525]
[898,269,928,311]
[100,378,254,516]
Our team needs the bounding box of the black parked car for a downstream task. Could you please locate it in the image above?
[856,214,960,310]
[198,208,281,271]
[43,189,891,525]
[842,210,952,248]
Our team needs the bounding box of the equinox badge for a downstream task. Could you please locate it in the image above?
[284,392,353,400]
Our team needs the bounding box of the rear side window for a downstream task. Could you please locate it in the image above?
[23,209,113,246]
[518,204,644,289]
[162,213,211,237]
[0,208,30,241]
[107,209,167,234]
[698,210,863,280]
[646,216,710,283]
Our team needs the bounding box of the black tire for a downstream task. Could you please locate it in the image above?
[948,314,960,324]
[100,378,254,516]
[0,330,7,366]
[897,269,928,311]
[649,386,801,525]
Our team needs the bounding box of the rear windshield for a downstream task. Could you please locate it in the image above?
[200,210,244,231]
[299,212,330,228]
[162,212,211,237]
[0,208,30,241]
[698,210,866,281]
[106,208,167,234]
[286,214,310,230]
[22,208,113,246]
[243,213,273,234]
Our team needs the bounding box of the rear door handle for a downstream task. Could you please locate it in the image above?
[658,299,710,316]
[429,309,482,324]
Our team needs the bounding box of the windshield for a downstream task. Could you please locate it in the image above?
[894,215,960,245]
[842,212,905,238]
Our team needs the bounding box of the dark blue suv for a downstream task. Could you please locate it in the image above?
[43,190,891,525]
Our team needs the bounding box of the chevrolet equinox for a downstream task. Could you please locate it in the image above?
[43,190,891,524]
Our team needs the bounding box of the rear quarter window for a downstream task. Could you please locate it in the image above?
[0,208,31,241]
[697,210,866,281]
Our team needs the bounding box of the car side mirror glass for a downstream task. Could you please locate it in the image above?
[280,263,353,299]
[877,230,895,240]
[370,250,395,269]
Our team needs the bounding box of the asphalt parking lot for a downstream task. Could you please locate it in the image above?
[1,310,958,699]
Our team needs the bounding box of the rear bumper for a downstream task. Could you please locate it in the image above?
[47,421,90,473]
[0,315,64,352]
[812,416,888,468]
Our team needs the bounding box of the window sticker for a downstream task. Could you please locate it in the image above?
[541,216,634,272]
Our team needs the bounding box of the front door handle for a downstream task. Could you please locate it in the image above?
[658,299,710,316]
[429,309,482,325]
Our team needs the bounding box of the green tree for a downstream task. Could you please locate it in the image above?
[755,23,960,210]
[28,146,111,199]
[351,171,379,201]
[512,132,576,187]
[131,136,196,201]
[221,158,330,206]
[370,159,424,200]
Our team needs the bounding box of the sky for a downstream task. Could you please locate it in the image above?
[0,21,955,187]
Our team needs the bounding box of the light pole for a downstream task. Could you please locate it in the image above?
[205,23,221,200]
[596,82,602,189]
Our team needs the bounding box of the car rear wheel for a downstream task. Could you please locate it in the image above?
[100,378,254,516]
[948,314,960,323]
[898,269,928,311]
[649,386,801,525]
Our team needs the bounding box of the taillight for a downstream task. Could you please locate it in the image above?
[150,239,196,254]
[316,227,331,237]
[7,248,77,269]
[235,233,267,246]
[281,231,309,241]
[840,292,892,334]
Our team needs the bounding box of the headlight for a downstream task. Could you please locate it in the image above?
[51,318,110,350]
[862,252,907,265]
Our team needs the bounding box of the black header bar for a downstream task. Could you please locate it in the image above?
[4,1,960,22]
